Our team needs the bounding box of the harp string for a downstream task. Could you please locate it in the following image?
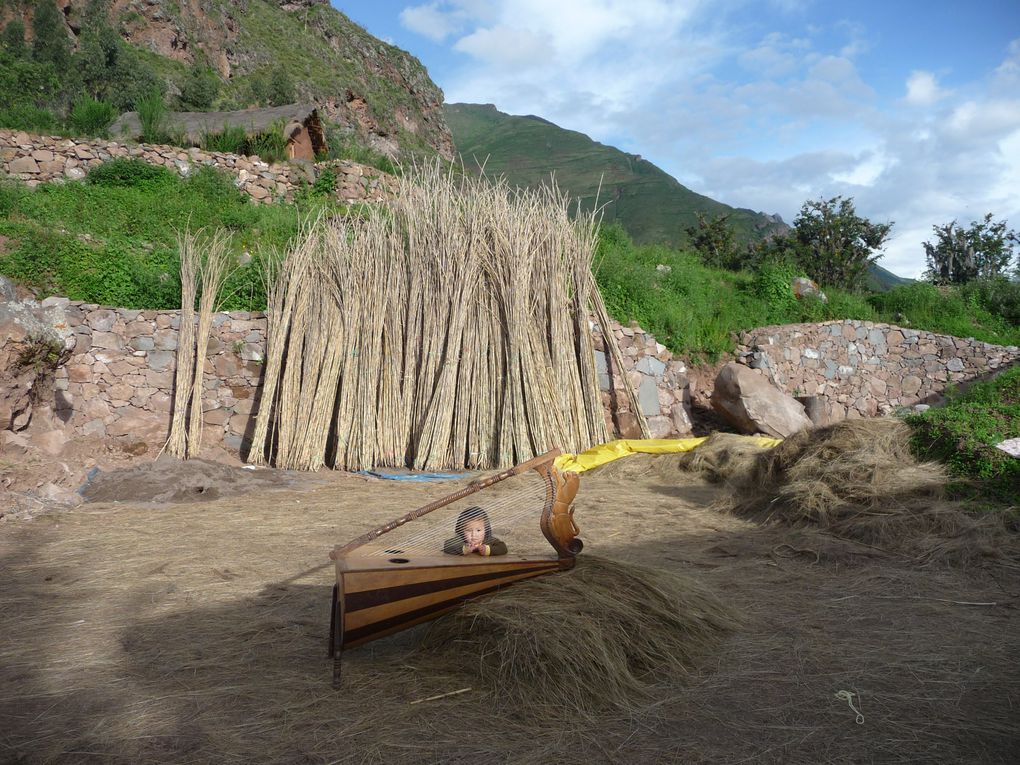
[363,475,552,554]
[365,482,547,554]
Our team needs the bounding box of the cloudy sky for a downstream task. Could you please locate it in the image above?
[332,1,1020,278]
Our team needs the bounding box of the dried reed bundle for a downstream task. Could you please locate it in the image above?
[164,228,200,458]
[185,229,231,457]
[419,555,740,719]
[249,160,617,471]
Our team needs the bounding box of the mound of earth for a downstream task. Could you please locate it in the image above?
[80,455,310,504]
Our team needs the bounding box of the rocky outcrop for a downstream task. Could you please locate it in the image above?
[711,363,812,438]
[0,0,455,161]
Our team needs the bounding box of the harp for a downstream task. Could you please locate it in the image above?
[328,450,581,681]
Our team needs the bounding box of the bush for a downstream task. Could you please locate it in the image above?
[247,121,289,164]
[69,96,116,137]
[0,103,57,132]
[905,367,1020,505]
[201,124,248,155]
[136,91,168,143]
[86,158,178,190]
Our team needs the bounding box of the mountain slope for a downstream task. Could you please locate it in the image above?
[444,103,787,246]
[0,0,453,159]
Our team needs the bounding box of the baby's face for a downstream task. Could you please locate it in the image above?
[463,518,486,547]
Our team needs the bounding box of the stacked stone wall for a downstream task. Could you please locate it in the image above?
[0,130,397,204]
[45,302,696,453]
[593,321,692,438]
[737,320,1020,420]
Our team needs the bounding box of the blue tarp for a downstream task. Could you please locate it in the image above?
[359,470,467,482]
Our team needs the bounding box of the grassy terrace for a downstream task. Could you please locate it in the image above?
[2,168,1019,352]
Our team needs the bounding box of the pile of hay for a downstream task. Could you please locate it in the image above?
[675,432,772,483]
[711,419,1018,565]
[418,555,740,718]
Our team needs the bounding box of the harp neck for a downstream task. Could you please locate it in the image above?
[333,449,563,556]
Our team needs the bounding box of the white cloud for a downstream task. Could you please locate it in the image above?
[396,2,1020,279]
[400,3,461,42]
[904,70,946,107]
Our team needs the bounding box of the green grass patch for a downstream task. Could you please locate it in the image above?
[0,165,346,310]
[594,224,876,359]
[905,366,1020,505]
[869,282,1020,347]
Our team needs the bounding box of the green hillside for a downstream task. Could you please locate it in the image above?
[444,102,788,247]
[868,262,915,292]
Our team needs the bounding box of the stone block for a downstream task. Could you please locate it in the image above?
[129,336,155,351]
[9,156,39,174]
[87,309,117,332]
[635,356,666,378]
[946,357,965,372]
[147,351,174,371]
[637,376,660,417]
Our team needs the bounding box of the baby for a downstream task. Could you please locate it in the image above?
[443,505,508,556]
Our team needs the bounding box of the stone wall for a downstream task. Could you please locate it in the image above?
[737,320,1020,420]
[40,302,695,453]
[593,321,692,438]
[0,130,397,204]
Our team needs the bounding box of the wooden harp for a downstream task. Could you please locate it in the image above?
[328,449,581,680]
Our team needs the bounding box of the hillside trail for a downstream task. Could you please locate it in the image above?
[0,456,1017,764]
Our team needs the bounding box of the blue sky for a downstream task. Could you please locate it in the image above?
[332,1,1020,278]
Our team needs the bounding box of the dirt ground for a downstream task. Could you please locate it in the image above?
[1,452,1018,764]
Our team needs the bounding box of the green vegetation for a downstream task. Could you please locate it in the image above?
[924,213,1019,284]
[906,367,1020,505]
[69,96,116,137]
[595,224,876,358]
[754,196,893,293]
[596,223,1020,358]
[322,126,398,174]
[869,281,1020,347]
[0,163,345,311]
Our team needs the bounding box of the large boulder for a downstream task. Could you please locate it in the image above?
[711,363,813,438]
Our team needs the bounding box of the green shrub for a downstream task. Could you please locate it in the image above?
[312,166,337,196]
[86,158,178,189]
[69,96,116,137]
[905,366,1020,505]
[750,260,799,314]
[136,91,168,143]
[247,120,288,164]
[0,103,57,132]
[201,124,248,155]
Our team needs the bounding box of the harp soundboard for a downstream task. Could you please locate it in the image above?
[328,450,581,682]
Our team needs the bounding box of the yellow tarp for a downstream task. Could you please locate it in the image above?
[554,436,783,474]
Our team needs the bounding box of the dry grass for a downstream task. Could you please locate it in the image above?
[688,419,1020,566]
[420,555,740,719]
[1,462,1018,763]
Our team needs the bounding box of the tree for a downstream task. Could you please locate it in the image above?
[30,0,70,70]
[2,20,27,58]
[267,66,295,106]
[923,214,1020,285]
[685,212,742,270]
[178,64,221,111]
[787,195,892,292]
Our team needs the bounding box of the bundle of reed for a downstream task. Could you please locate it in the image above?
[250,161,624,471]
[164,229,199,458]
[185,230,231,457]
[164,228,233,459]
